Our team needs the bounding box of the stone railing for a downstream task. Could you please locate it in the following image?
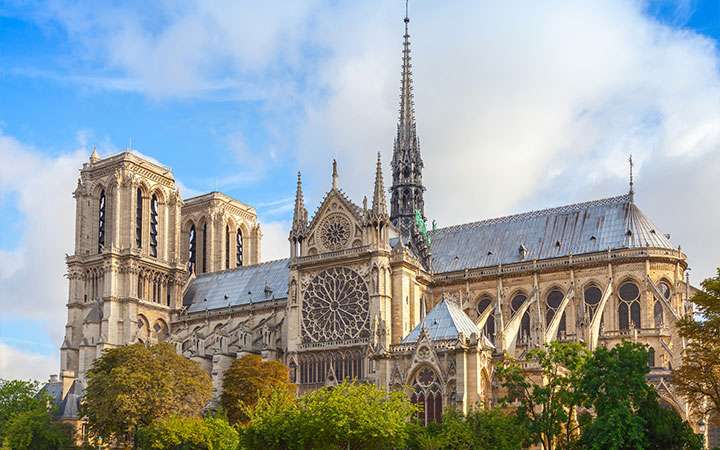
[294,245,372,265]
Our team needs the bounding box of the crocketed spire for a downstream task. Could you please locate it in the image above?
[290,172,307,240]
[372,152,388,217]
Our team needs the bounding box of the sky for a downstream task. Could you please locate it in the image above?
[0,0,719,381]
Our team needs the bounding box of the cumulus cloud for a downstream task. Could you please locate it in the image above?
[0,134,86,344]
[0,342,59,381]
[260,220,291,261]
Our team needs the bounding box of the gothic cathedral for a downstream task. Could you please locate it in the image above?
[52,12,696,430]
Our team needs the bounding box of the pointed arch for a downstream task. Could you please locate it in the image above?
[510,290,531,344]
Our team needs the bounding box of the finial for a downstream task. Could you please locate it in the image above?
[405,0,409,23]
[89,145,100,163]
[332,159,339,190]
[628,154,634,202]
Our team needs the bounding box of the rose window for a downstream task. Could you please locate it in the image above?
[302,267,370,345]
[319,214,351,251]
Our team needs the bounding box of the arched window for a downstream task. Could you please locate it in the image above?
[654,281,671,328]
[98,190,106,253]
[410,366,443,426]
[476,296,495,344]
[618,281,641,331]
[201,222,208,273]
[511,293,531,343]
[149,194,158,258]
[225,225,230,269]
[584,285,603,321]
[135,188,143,248]
[546,289,567,339]
[188,225,196,273]
[236,228,243,267]
[648,347,656,367]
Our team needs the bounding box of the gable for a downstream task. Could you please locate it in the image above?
[305,190,365,255]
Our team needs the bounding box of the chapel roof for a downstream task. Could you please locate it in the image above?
[429,194,674,273]
[402,298,481,344]
[184,258,290,313]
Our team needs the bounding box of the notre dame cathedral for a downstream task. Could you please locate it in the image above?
[50,10,704,437]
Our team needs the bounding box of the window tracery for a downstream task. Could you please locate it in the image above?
[410,366,443,425]
[236,228,243,267]
[135,188,143,248]
[511,293,531,343]
[545,289,566,338]
[476,296,495,344]
[98,190,105,253]
[150,194,158,258]
[583,285,603,321]
[298,350,364,385]
[618,281,641,330]
[302,267,370,345]
[188,224,196,273]
[318,214,351,251]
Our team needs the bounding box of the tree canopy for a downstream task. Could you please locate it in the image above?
[136,415,239,450]
[221,354,296,425]
[673,267,720,420]
[81,343,212,445]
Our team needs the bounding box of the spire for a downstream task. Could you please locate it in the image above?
[390,2,426,242]
[291,172,307,238]
[332,159,339,190]
[628,154,635,203]
[372,152,388,217]
[89,145,100,163]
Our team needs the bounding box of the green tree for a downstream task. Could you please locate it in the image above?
[221,354,295,425]
[135,415,239,450]
[81,343,212,446]
[639,393,703,450]
[241,381,416,450]
[673,267,720,420]
[0,379,72,450]
[496,341,590,450]
[579,341,654,450]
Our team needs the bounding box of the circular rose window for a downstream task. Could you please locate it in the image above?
[319,214,351,251]
[302,267,370,345]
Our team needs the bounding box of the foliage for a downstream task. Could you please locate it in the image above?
[136,415,239,450]
[496,341,590,450]
[0,379,72,450]
[221,354,295,425]
[81,343,212,445]
[578,341,652,450]
[673,267,720,419]
[240,381,416,450]
[1,406,73,450]
[406,407,528,450]
[639,393,703,450]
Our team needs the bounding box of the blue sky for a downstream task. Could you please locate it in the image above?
[1,0,720,380]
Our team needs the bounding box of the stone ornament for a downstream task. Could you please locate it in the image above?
[318,213,352,251]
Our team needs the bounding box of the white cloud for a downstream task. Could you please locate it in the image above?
[260,220,290,262]
[0,342,59,382]
[0,134,86,345]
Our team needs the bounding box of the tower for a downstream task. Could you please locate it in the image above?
[61,151,187,384]
[389,9,425,240]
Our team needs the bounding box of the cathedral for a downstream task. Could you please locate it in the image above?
[50,10,701,436]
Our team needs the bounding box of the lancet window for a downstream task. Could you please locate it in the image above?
[545,289,567,339]
[201,222,208,273]
[150,194,158,258]
[618,281,641,331]
[583,285,603,321]
[654,281,670,328]
[511,293,531,344]
[298,351,364,386]
[135,188,143,248]
[476,296,495,344]
[236,228,243,267]
[188,225,196,273]
[410,366,443,426]
[225,225,230,269]
[98,190,105,253]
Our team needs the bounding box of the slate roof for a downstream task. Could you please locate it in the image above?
[184,259,289,313]
[429,194,674,273]
[402,299,481,344]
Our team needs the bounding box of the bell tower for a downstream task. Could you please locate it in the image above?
[61,150,187,383]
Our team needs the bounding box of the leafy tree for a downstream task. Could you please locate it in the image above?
[496,341,590,450]
[81,343,212,445]
[0,379,72,450]
[579,341,654,450]
[135,415,239,450]
[673,267,720,420]
[639,393,703,450]
[221,354,295,425]
[241,381,416,450]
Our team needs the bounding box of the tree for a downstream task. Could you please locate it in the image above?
[240,381,416,450]
[579,341,654,450]
[0,379,71,450]
[135,415,239,450]
[81,343,212,445]
[495,341,590,450]
[673,267,720,420]
[221,354,295,425]
[639,393,703,450]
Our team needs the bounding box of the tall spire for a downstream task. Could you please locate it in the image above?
[372,152,387,216]
[332,159,339,190]
[628,154,635,203]
[291,172,307,239]
[390,2,425,241]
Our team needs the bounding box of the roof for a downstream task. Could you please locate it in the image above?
[184,259,290,313]
[402,299,481,344]
[429,194,674,273]
[58,380,84,419]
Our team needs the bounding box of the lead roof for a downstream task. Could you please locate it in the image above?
[429,194,673,274]
[402,298,481,344]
